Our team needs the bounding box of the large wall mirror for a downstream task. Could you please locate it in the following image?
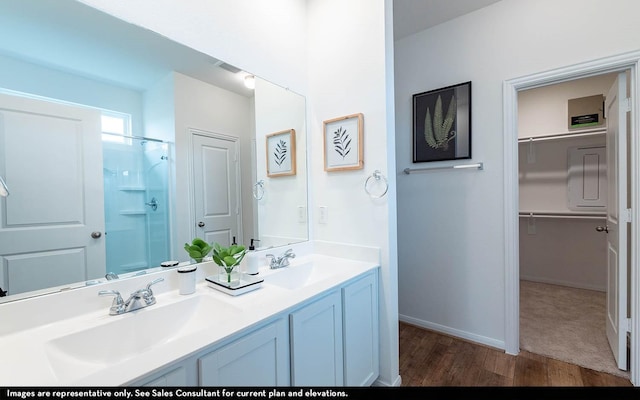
[0,0,309,302]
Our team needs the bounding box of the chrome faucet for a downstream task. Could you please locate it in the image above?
[265,249,295,269]
[98,277,164,315]
[105,272,119,280]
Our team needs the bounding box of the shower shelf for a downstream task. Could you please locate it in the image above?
[118,186,146,191]
[120,210,147,215]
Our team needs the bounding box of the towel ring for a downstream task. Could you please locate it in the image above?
[253,180,265,200]
[364,170,388,199]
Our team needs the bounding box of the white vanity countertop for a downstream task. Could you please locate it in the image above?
[0,254,379,386]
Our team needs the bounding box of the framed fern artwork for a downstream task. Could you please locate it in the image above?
[266,129,296,177]
[323,113,364,172]
[412,81,471,163]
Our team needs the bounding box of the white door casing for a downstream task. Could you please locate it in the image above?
[605,72,629,371]
[0,93,105,295]
[504,51,640,386]
[191,130,241,248]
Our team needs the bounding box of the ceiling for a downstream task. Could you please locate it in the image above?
[0,0,253,96]
[393,0,503,40]
[1,0,504,97]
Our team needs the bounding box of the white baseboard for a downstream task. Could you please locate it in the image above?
[373,374,402,387]
[399,314,505,351]
[520,275,606,292]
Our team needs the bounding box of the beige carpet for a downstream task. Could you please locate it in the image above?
[520,280,630,379]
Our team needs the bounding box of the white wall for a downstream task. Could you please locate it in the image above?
[77,0,308,264]
[78,0,399,386]
[144,72,255,261]
[307,0,398,386]
[518,74,616,138]
[518,76,614,291]
[254,78,308,248]
[77,0,308,95]
[173,73,254,260]
[0,53,144,133]
[395,0,640,349]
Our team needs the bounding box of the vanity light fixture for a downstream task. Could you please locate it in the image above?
[0,175,9,197]
[244,75,255,90]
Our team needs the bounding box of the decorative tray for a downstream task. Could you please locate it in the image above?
[205,273,264,296]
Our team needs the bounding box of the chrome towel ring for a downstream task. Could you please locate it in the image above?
[253,180,265,200]
[364,170,388,199]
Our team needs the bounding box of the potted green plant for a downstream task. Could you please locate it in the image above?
[212,242,246,285]
[184,238,213,263]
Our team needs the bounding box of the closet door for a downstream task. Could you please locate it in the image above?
[604,71,629,371]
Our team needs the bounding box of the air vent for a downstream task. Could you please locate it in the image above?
[218,62,242,74]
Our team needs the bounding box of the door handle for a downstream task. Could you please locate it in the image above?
[595,226,609,233]
[198,221,205,228]
[91,231,102,239]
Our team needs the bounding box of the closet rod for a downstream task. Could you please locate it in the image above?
[403,162,483,174]
[518,128,606,143]
[519,212,606,220]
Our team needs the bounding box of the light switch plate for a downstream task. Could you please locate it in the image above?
[298,206,307,223]
[319,206,328,224]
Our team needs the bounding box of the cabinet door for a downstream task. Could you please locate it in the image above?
[142,366,188,387]
[342,271,379,386]
[198,318,289,386]
[290,290,343,386]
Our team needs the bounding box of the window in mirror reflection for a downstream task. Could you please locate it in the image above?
[101,112,131,143]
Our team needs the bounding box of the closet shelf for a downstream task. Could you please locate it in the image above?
[518,127,606,143]
[519,211,606,220]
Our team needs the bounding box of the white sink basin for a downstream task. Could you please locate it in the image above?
[263,262,338,290]
[45,294,239,382]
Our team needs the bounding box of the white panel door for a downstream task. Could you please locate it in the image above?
[604,72,629,371]
[0,93,105,295]
[191,131,241,247]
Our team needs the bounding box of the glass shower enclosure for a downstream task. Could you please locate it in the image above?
[102,136,171,276]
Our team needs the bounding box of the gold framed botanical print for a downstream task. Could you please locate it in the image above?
[323,113,364,172]
[266,129,296,177]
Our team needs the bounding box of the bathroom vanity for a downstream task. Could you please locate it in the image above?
[0,252,379,387]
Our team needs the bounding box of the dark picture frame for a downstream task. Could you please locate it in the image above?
[412,81,471,163]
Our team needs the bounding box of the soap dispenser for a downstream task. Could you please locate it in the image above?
[245,239,261,275]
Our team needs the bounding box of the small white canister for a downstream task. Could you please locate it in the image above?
[177,265,197,295]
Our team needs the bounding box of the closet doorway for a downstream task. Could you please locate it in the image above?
[517,71,630,378]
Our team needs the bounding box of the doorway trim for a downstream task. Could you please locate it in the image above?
[503,50,640,385]
[187,128,243,244]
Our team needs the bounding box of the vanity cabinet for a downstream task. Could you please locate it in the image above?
[128,268,379,387]
[342,271,379,386]
[198,318,290,386]
[135,358,197,387]
[290,290,343,386]
[289,270,379,386]
[142,365,189,387]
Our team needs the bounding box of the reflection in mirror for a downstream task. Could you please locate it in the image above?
[0,0,308,302]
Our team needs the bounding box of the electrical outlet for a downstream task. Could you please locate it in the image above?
[298,206,307,223]
[319,206,328,224]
